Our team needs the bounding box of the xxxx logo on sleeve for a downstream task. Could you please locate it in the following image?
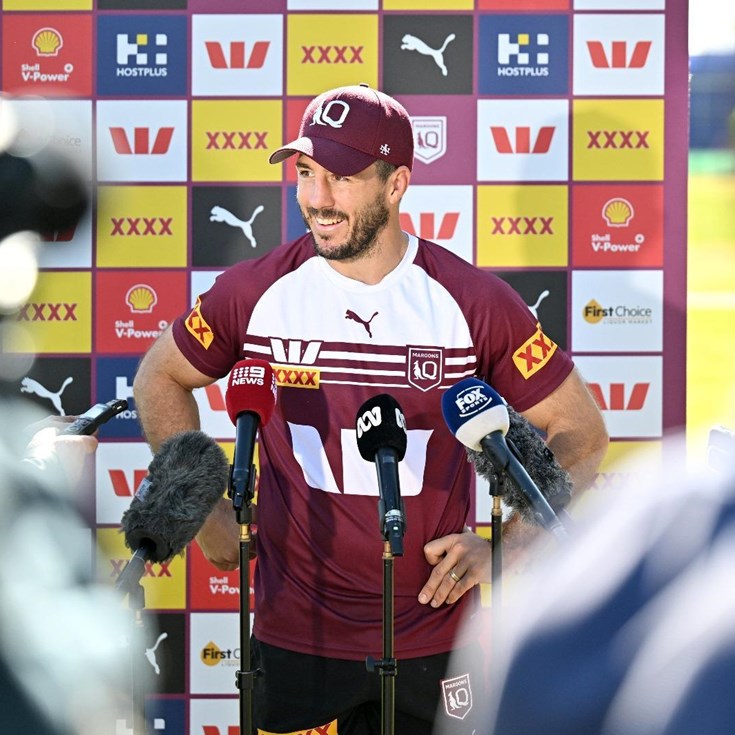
[185,297,215,350]
[512,324,557,379]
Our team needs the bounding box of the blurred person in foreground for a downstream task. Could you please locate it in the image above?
[0,107,133,734]
[466,434,735,735]
[133,84,608,733]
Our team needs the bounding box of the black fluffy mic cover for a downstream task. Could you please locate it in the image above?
[470,406,573,524]
[121,431,229,562]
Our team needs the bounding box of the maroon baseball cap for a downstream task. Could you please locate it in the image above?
[269,84,414,176]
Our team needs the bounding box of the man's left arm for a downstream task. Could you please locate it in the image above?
[501,367,609,566]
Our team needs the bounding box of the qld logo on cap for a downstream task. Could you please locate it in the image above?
[453,383,495,418]
[311,99,350,129]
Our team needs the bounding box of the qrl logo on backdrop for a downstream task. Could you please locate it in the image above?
[311,100,350,129]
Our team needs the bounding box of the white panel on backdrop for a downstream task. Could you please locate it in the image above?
[189,698,239,735]
[573,14,666,96]
[96,100,188,182]
[191,15,284,97]
[189,612,241,694]
[190,271,223,307]
[95,441,153,524]
[7,99,93,178]
[574,355,663,438]
[575,0,665,8]
[399,185,474,263]
[571,269,663,352]
[477,99,569,182]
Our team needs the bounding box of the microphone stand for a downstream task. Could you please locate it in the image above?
[229,418,261,735]
[487,471,505,629]
[115,554,149,735]
[366,475,405,735]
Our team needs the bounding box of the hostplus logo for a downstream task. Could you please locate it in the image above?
[116,32,169,77]
[497,31,549,77]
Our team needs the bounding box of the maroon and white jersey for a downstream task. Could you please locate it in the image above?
[173,233,573,659]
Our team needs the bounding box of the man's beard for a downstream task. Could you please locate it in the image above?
[301,193,390,262]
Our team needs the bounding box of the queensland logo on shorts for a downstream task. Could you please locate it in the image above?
[512,324,557,379]
[407,347,443,392]
[185,296,214,350]
[441,672,473,720]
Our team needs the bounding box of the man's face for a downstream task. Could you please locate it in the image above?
[295,155,390,262]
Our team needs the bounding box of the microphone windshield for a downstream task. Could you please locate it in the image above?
[121,431,229,562]
[441,377,510,451]
[225,358,278,426]
[356,394,407,462]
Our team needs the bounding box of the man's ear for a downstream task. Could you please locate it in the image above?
[387,165,411,204]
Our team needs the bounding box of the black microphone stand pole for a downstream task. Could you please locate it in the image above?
[229,416,261,735]
[366,456,405,735]
[115,553,150,735]
[487,471,506,638]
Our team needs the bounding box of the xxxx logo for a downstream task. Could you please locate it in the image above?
[111,217,173,236]
[274,365,320,389]
[110,558,171,579]
[491,216,553,235]
[301,45,364,64]
[185,297,214,350]
[512,325,557,379]
[17,303,77,321]
[206,131,268,150]
[587,130,649,149]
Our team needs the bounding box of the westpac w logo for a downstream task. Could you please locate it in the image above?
[490,126,555,154]
[109,126,174,155]
[587,40,652,69]
[205,41,269,69]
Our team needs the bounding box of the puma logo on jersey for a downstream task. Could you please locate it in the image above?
[345,309,378,338]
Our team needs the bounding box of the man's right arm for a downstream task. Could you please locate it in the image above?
[133,327,241,570]
[133,327,213,450]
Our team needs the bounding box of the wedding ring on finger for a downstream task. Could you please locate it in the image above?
[449,568,463,584]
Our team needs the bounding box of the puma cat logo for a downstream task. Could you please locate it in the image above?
[20,376,73,415]
[209,204,265,248]
[345,310,378,338]
[400,33,456,77]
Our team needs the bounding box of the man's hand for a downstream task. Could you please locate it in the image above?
[418,528,492,607]
[24,422,98,488]
[195,497,242,571]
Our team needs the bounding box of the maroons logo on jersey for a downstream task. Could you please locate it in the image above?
[407,347,443,391]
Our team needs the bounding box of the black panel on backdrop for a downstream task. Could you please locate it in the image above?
[8,356,92,419]
[191,185,283,267]
[496,270,568,351]
[382,15,473,95]
[139,612,186,695]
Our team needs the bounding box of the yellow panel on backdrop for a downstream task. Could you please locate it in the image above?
[476,185,568,267]
[191,100,282,182]
[573,99,665,181]
[96,186,188,267]
[11,271,92,354]
[97,528,186,610]
[2,0,91,8]
[287,15,379,96]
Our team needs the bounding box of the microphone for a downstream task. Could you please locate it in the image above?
[442,378,570,541]
[225,358,278,511]
[118,430,229,593]
[355,394,408,556]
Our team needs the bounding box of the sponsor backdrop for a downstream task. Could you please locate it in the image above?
[0,0,688,732]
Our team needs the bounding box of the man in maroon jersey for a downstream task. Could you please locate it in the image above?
[134,84,608,734]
